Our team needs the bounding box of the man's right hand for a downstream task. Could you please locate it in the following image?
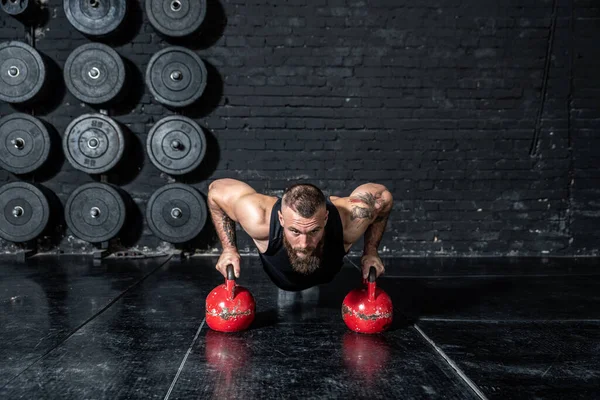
[216,249,241,279]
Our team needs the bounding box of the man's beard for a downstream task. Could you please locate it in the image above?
[283,234,325,275]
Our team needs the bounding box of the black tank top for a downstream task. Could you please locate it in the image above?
[258,197,347,291]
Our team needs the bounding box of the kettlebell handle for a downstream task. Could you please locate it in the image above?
[226,264,235,281]
[225,264,236,301]
[368,266,377,282]
[367,266,377,302]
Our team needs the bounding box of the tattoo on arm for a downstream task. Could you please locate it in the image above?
[222,214,236,246]
[361,189,392,254]
[351,206,374,220]
[355,193,377,208]
[350,192,377,221]
[207,191,238,251]
[364,210,390,254]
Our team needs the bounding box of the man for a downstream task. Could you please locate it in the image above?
[207,179,393,291]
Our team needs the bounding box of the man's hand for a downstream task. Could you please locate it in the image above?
[216,249,241,278]
[360,253,385,279]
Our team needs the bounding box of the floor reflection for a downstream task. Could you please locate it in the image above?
[276,286,320,322]
[204,330,252,399]
[342,332,391,385]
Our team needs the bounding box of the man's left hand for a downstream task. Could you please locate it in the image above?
[360,253,385,280]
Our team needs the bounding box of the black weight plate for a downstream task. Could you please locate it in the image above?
[147,115,206,175]
[65,182,126,243]
[64,0,127,36]
[0,41,46,104]
[145,0,206,37]
[145,47,207,108]
[64,43,126,105]
[1,0,29,16]
[0,113,51,174]
[63,114,125,174]
[146,183,206,243]
[0,182,50,242]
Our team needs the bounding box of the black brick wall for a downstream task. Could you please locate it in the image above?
[0,0,599,256]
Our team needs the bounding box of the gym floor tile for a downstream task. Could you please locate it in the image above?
[0,256,211,399]
[0,255,169,388]
[416,321,600,399]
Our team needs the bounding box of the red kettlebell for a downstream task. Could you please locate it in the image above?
[206,264,255,332]
[342,266,393,334]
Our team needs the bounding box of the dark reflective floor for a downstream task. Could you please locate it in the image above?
[0,255,598,399]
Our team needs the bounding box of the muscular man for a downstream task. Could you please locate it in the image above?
[207,179,393,291]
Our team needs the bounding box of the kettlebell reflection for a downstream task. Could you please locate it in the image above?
[205,330,251,372]
[205,330,252,398]
[342,332,390,383]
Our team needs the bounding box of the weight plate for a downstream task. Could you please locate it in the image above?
[65,182,126,243]
[145,0,206,38]
[0,113,51,174]
[1,0,29,16]
[63,113,125,174]
[64,0,127,36]
[146,183,207,243]
[147,115,206,175]
[64,43,126,105]
[145,47,207,108]
[0,182,50,242]
[0,41,46,104]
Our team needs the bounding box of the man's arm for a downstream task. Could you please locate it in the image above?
[207,178,268,277]
[348,183,393,277]
[208,179,253,251]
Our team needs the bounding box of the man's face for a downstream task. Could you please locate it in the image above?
[278,205,328,275]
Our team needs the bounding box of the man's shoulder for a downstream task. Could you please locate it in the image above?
[248,192,279,208]
[233,194,278,243]
[238,193,279,221]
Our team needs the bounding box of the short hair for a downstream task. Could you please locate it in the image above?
[282,183,326,218]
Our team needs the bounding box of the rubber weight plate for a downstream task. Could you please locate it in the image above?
[145,47,207,108]
[65,182,126,243]
[64,43,126,105]
[146,183,207,243]
[64,0,127,36]
[0,41,46,104]
[146,0,206,38]
[63,113,125,174]
[0,182,50,242]
[1,0,29,16]
[0,113,51,174]
[147,115,206,175]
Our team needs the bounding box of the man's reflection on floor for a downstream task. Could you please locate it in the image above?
[276,286,320,322]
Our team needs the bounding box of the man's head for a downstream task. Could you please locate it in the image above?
[278,183,329,275]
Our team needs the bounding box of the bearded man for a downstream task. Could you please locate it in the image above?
[207,179,393,291]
